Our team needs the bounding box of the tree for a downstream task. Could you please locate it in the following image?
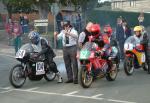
[1,0,97,20]
[1,0,33,18]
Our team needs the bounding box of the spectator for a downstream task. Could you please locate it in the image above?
[122,19,132,38]
[23,15,29,34]
[56,12,63,32]
[5,18,13,45]
[12,21,22,53]
[76,13,82,33]
[138,12,144,26]
[19,13,24,34]
[116,16,125,60]
[54,21,78,84]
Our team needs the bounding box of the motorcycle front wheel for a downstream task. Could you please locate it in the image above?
[79,66,93,88]
[106,63,118,81]
[124,57,134,76]
[9,64,26,88]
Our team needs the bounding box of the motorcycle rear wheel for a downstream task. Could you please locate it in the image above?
[9,64,26,88]
[79,66,93,88]
[124,57,134,76]
[44,71,56,81]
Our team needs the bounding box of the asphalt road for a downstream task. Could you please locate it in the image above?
[0,54,150,103]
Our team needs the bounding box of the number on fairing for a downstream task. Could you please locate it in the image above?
[36,62,45,75]
[141,53,145,62]
[124,43,134,50]
[16,50,25,58]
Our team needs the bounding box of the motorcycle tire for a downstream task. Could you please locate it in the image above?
[124,57,134,76]
[79,66,93,88]
[9,64,26,88]
[44,71,56,81]
[106,63,118,81]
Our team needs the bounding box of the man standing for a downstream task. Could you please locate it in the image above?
[116,17,125,60]
[54,21,78,84]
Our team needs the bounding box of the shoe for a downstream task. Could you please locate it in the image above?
[56,72,63,83]
[65,80,73,83]
[74,80,78,84]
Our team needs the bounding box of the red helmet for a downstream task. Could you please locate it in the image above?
[90,24,101,39]
[104,25,112,37]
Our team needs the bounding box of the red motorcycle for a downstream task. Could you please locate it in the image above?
[77,38,118,88]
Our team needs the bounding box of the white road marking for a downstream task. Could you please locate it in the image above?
[3,87,12,90]
[0,87,137,103]
[108,99,137,103]
[0,90,13,94]
[64,91,79,95]
[25,87,39,91]
[91,94,104,98]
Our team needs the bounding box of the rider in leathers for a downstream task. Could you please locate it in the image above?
[28,31,63,83]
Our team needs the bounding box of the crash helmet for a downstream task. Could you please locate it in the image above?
[90,24,101,39]
[103,24,112,37]
[133,26,142,32]
[28,31,40,45]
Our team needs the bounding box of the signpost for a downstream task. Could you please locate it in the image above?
[34,19,48,34]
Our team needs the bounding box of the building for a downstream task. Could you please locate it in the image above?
[111,0,150,13]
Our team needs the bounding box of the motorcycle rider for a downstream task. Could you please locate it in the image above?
[28,31,63,83]
[140,26,150,74]
[90,24,117,72]
[125,26,144,68]
[78,22,93,48]
[103,25,120,66]
[90,24,111,60]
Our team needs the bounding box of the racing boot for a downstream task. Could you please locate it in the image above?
[56,72,63,83]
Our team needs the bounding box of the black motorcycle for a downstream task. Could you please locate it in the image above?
[9,43,56,88]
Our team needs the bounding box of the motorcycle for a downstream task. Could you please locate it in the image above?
[124,36,148,75]
[9,43,56,88]
[78,40,118,88]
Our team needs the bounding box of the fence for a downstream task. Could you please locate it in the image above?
[87,10,150,28]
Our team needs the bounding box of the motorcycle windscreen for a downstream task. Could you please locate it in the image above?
[19,43,41,53]
[16,43,41,58]
[80,42,97,60]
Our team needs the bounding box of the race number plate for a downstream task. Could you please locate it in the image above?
[16,50,25,58]
[36,62,45,75]
[141,53,145,63]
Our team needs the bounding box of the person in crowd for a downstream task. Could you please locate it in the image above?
[28,30,63,83]
[56,11,63,32]
[19,13,24,34]
[116,17,126,61]
[54,21,78,84]
[23,15,29,34]
[138,12,144,26]
[122,19,132,38]
[5,18,13,45]
[78,22,93,48]
[76,13,82,33]
[12,21,22,53]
